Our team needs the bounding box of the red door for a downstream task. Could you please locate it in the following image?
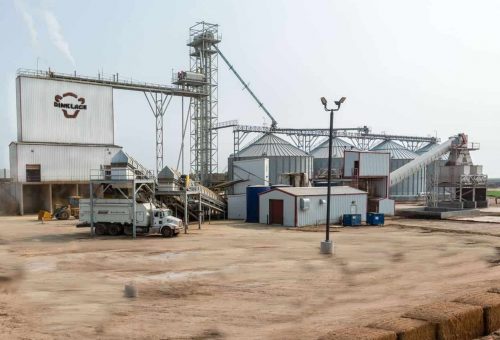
[269,199,284,225]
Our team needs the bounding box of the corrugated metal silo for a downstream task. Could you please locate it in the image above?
[229,133,313,185]
[371,140,424,200]
[310,138,357,177]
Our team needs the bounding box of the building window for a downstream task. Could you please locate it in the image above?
[26,164,41,182]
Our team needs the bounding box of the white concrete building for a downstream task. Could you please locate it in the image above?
[259,186,367,227]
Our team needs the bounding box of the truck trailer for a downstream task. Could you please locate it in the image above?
[79,199,183,237]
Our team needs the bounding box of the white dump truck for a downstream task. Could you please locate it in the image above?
[79,199,183,237]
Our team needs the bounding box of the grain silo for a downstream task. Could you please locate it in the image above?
[228,133,313,186]
[310,138,357,177]
[371,140,424,200]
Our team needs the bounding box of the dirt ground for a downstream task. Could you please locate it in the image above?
[1,216,500,339]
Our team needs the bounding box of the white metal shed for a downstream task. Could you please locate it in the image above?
[259,186,367,227]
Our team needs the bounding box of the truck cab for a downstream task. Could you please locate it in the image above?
[152,208,183,237]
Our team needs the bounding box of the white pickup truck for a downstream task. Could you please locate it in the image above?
[79,199,183,237]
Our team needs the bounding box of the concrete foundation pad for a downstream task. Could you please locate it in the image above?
[397,207,481,219]
[320,240,333,254]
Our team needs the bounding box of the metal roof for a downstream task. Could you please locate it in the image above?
[370,140,417,160]
[111,150,130,164]
[158,165,181,180]
[236,133,310,158]
[262,186,367,197]
[415,143,436,155]
[310,138,357,159]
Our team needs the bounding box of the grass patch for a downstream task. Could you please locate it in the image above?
[487,190,500,198]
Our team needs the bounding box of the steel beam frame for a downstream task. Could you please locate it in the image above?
[145,92,172,175]
[229,124,438,154]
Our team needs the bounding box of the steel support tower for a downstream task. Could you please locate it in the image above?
[188,22,220,185]
[144,92,172,175]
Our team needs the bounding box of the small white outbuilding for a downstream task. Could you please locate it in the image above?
[259,186,367,227]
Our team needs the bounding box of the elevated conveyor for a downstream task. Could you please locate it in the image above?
[155,166,226,224]
[389,135,465,187]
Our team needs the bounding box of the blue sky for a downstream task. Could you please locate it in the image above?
[1,0,499,175]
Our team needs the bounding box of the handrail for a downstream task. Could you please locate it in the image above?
[16,68,208,98]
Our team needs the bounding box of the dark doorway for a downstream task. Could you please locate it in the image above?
[269,199,284,225]
[26,164,41,182]
[22,184,50,213]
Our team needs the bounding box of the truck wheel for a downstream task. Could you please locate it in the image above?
[94,224,107,236]
[161,227,172,238]
[124,226,133,236]
[108,224,122,236]
[58,210,70,220]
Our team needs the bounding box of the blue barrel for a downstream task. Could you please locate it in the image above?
[367,213,384,226]
[246,185,271,223]
[342,214,362,226]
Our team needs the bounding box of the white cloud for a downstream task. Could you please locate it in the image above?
[42,9,76,67]
[14,0,38,48]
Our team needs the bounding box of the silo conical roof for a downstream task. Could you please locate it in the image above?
[310,138,357,158]
[415,143,437,155]
[370,140,417,160]
[236,133,309,157]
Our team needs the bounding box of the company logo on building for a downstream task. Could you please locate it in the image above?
[54,92,87,118]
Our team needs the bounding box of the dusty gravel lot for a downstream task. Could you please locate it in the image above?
[1,215,500,339]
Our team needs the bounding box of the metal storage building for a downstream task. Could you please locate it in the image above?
[259,186,367,227]
[8,74,122,214]
[228,133,313,186]
[16,75,115,145]
[9,142,121,214]
[310,138,357,177]
[370,140,424,200]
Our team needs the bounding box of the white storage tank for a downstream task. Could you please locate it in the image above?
[228,133,313,186]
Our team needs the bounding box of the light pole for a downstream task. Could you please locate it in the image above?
[320,96,346,254]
